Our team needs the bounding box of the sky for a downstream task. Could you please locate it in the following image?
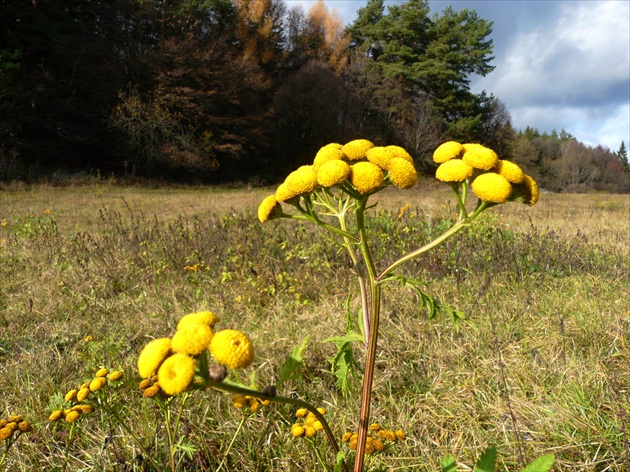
[285,0,630,151]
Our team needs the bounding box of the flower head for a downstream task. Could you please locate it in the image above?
[317,159,351,187]
[65,389,78,402]
[350,161,384,194]
[258,195,283,223]
[471,172,512,203]
[108,371,123,381]
[137,338,172,379]
[462,143,499,170]
[342,139,374,160]
[172,322,214,356]
[157,353,196,395]
[95,368,109,378]
[49,410,64,422]
[435,159,474,182]
[510,174,539,205]
[285,166,318,197]
[433,141,464,163]
[89,377,107,392]
[275,183,294,202]
[65,411,81,423]
[210,329,255,370]
[313,145,345,170]
[387,157,418,189]
[494,160,524,184]
[365,147,392,170]
[177,311,220,330]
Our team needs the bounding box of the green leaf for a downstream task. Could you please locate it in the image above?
[324,332,364,396]
[277,336,309,387]
[333,451,346,472]
[520,454,555,472]
[474,445,497,472]
[441,454,457,472]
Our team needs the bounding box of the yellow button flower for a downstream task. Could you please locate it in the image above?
[210,329,255,370]
[137,338,172,379]
[76,387,90,402]
[316,159,351,187]
[435,159,474,182]
[494,160,524,183]
[258,195,282,223]
[65,389,78,402]
[342,139,374,160]
[157,353,196,395]
[387,157,418,189]
[171,323,214,356]
[291,424,305,437]
[471,172,512,203]
[462,143,499,170]
[522,174,539,205]
[285,165,318,197]
[365,147,391,170]
[177,311,220,330]
[350,161,384,194]
[65,411,81,423]
[89,377,107,392]
[275,182,295,202]
[95,368,109,378]
[313,144,345,170]
[433,141,463,163]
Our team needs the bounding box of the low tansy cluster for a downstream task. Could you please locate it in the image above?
[258,139,419,223]
[433,141,539,205]
[341,423,406,454]
[0,415,33,442]
[49,368,122,423]
[137,311,255,396]
[290,408,327,439]
[232,393,270,413]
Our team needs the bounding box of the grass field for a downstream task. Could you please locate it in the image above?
[1,181,629,471]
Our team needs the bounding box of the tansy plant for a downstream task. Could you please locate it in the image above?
[256,139,547,471]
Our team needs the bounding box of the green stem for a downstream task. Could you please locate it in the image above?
[200,380,349,472]
[216,414,247,472]
[62,422,75,472]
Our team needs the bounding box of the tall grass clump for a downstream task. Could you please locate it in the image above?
[0,140,628,471]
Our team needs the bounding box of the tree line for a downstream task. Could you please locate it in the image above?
[1,0,628,192]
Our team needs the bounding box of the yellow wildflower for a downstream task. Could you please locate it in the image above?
[137,338,172,379]
[471,173,512,203]
[275,182,294,202]
[172,323,214,356]
[316,159,351,187]
[291,424,305,438]
[369,423,381,431]
[139,379,152,390]
[341,432,353,442]
[284,165,318,197]
[435,159,474,182]
[108,371,123,381]
[462,143,499,170]
[384,145,414,164]
[313,420,324,431]
[0,428,13,441]
[295,408,308,418]
[342,139,374,160]
[210,329,255,370]
[95,368,109,378]
[304,426,317,438]
[49,410,64,422]
[75,404,94,414]
[65,411,81,423]
[65,389,78,402]
[494,160,524,183]
[372,438,385,451]
[143,385,161,398]
[89,377,107,392]
[395,430,406,440]
[17,421,32,433]
[232,394,248,409]
[433,141,464,163]
[157,353,196,396]
[387,157,418,189]
[350,161,384,194]
[258,195,282,223]
[177,311,220,330]
[313,145,345,170]
[317,408,326,415]
[77,387,90,402]
[365,147,392,170]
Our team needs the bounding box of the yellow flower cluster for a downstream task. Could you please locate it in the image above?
[258,140,419,222]
[232,393,270,412]
[137,310,255,396]
[341,423,405,454]
[290,408,326,439]
[49,367,122,424]
[0,415,33,442]
[433,141,539,205]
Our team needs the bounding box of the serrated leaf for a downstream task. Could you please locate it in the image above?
[520,454,555,472]
[334,450,346,472]
[278,336,309,387]
[440,454,457,472]
[324,335,362,396]
[474,445,497,472]
[323,331,365,348]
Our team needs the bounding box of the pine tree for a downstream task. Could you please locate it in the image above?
[616,141,630,175]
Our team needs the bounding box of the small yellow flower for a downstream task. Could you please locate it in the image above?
[316,159,351,187]
[435,159,474,182]
[65,411,81,423]
[157,353,196,395]
[258,195,282,223]
[316,407,326,415]
[65,389,78,402]
[304,426,317,438]
[462,143,499,170]
[49,410,64,422]
[6,416,22,423]
[275,182,294,202]
[77,387,90,402]
[342,139,374,160]
[177,311,220,330]
[84,335,93,342]
[313,144,345,170]
[372,438,385,451]
[89,377,107,392]
[387,157,418,189]
[369,423,381,431]
[313,420,324,431]
[143,385,161,398]
[522,174,539,205]
[341,432,353,442]
[137,338,172,379]
[378,429,397,441]
[210,329,255,370]
[395,430,406,440]
[0,427,13,441]
[291,424,305,438]
[75,404,95,414]
[365,147,392,170]
[108,371,123,381]
[232,394,248,409]
[433,141,464,163]
[295,408,308,418]
[471,172,512,203]
[171,323,214,356]
[350,161,384,194]
[494,160,524,183]
[305,415,316,426]
[95,368,109,378]
[284,165,318,197]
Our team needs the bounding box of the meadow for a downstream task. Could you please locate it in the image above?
[1,180,629,471]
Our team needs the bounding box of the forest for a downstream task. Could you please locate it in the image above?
[1,0,629,192]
